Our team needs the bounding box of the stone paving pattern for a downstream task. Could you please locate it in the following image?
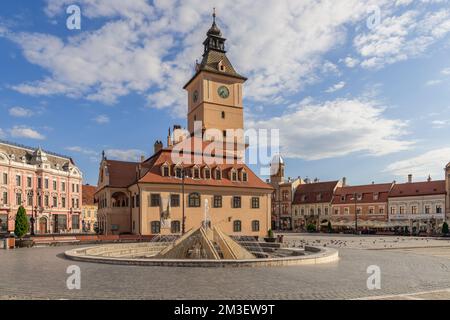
[1,234,450,300]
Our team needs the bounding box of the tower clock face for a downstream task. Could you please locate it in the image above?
[217,86,230,99]
[193,90,199,103]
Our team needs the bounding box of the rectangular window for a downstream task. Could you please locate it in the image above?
[216,170,222,180]
[412,206,417,214]
[2,173,7,185]
[76,184,79,193]
[232,172,237,181]
[251,197,260,209]
[27,177,32,188]
[151,221,161,234]
[2,192,7,205]
[135,195,139,208]
[369,207,374,214]
[163,166,169,177]
[61,182,66,192]
[233,220,242,232]
[425,206,430,214]
[437,206,442,214]
[242,172,248,182]
[27,194,33,206]
[72,215,80,230]
[170,194,180,207]
[252,220,260,232]
[213,195,222,208]
[62,197,66,208]
[379,207,385,214]
[171,220,181,233]
[150,194,161,207]
[37,177,42,189]
[71,198,75,208]
[232,196,241,208]
[38,196,42,207]
[44,179,49,189]
[53,180,57,191]
[16,175,21,186]
[45,195,49,207]
[344,207,349,215]
[205,169,211,179]
[16,193,22,206]
[72,184,75,192]
[400,206,405,214]
[53,196,58,208]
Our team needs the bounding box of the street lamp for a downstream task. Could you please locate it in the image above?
[353,192,358,234]
[181,168,186,235]
[30,206,36,236]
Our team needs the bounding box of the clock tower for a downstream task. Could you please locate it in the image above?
[183,10,247,138]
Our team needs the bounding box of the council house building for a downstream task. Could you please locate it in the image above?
[95,13,273,238]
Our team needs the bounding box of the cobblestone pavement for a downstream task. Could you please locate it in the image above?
[1,237,450,300]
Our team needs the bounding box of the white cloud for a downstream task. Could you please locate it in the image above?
[0,128,5,139]
[248,98,413,160]
[8,106,34,117]
[384,147,450,179]
[9,126,45,140]
[93,115,110,124]
[105,149,145,162]
[342,56,359,68]
[431,119,450,128]
[325,81,346,93]
[442,67,450,75]
[355,9,450,69]
[2,0,396,114]
[426,79,443,86]
[65,146,98,156]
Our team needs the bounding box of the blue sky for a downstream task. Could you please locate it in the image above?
[1,0,450,186]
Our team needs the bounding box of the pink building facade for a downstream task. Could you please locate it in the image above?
[0,141,83,234]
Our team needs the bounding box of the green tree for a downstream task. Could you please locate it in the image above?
[307,224,316,233]
[14,206,29,239]
[442,222,449,235]
[268,229,274,238]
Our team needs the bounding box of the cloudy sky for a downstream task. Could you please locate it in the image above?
[1,0,450,185]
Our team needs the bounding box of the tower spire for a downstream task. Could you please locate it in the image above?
[213,7,216,23]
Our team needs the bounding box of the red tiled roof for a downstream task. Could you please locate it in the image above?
[105,160,139,188]
[332,183,393,204]
[389,180,446,197]
[102,138,272,191]
[82,185,97,205]
[293,181,339,204]
[137,149,272,190]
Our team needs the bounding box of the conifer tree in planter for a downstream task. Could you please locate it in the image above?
[442,222,449,235]
[264,229,276,242]
[14,206,33,248]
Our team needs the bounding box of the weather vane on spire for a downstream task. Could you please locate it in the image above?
[213,7,216,22]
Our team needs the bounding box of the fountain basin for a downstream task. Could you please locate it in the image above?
[64,243,339,268]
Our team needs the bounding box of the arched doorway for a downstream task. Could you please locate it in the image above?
[39,217,48,234]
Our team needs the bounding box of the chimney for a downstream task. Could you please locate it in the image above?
[408,174,413,183]
[154,140,163,154]
[342,177,347,186]
[427,175,432,182]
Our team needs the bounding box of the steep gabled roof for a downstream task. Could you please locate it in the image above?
[293,181,340,204]
[389,180,446,197]
[333,183,393,204]
[82,185,97,205]
[104,159,139,188]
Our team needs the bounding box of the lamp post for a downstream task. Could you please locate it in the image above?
[353,192,358,234]
[181,168,186,235]
[30,205,36,236]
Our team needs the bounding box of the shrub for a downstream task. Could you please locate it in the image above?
[14,206,29,239]
[267,229,274,238]
[442,222,449,235]
[307,224,316,233]
[327,221,333,233]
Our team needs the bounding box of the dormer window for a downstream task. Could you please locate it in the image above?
[204,167,211,179]
[357,194,362,201]
[193,167,200,179]
[231,169,237,182]
[241,170,248,182]
[161,163,170,177]
[175,167,183,179]
[373,193,379,201]
[215,168,222,180]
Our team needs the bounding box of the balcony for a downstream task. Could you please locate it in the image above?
[389,213,445,220]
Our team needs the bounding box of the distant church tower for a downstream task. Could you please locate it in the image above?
[183,9,247,138]
[270,155,285,186]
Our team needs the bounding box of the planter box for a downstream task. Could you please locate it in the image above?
[16,239,34,248]
[264,237,277,243]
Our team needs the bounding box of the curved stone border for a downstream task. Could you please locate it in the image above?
[64,244,339,268]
